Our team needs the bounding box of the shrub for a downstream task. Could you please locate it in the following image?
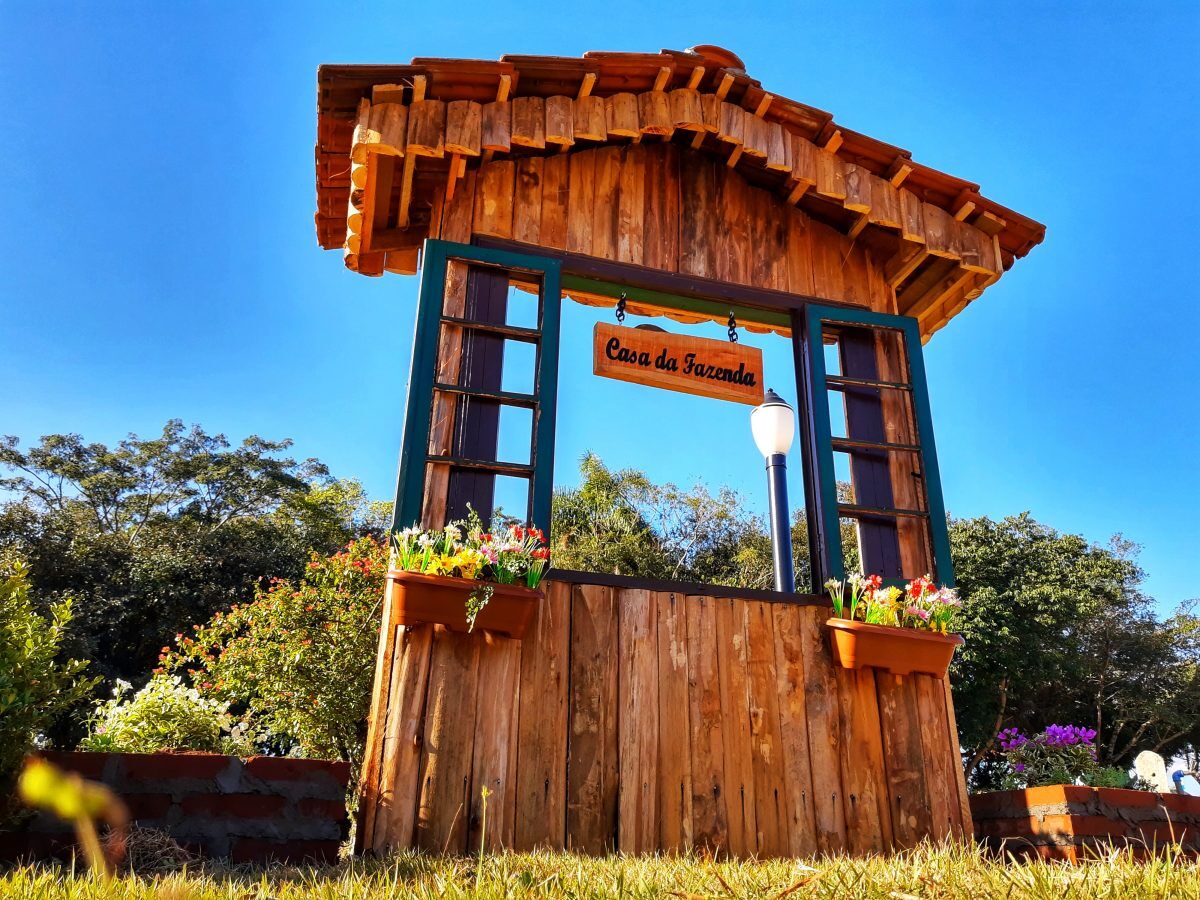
[79,674,252,755]
[0,559,96,821]
[163,536,387,765]
[998,724,1101,788]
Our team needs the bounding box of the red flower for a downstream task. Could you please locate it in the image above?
[906,576,932,599]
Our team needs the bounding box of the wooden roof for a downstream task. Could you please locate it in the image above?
[315,46,1044,327]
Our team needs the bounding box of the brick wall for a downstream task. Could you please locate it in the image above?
[3,751,350,864]
[971,786,1200,862]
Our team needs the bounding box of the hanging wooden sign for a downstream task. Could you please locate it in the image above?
[592,322,766,406]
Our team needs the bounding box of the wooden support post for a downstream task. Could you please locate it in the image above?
[692,72,733,149]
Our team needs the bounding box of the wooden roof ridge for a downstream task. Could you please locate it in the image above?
[316,45,1045,276]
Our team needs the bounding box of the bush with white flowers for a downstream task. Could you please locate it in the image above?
[79,674,253,755]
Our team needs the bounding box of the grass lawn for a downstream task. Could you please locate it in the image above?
[2,842,1199,899]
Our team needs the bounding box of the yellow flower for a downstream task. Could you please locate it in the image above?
[451,548,487,580]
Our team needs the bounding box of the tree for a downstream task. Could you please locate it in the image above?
[0,421,384,742]
[949,514,1200,787]
[550,453,858,591]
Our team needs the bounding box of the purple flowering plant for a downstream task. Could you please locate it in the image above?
[998,724,1101,789]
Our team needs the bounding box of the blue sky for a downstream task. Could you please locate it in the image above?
[1,2,1197,612]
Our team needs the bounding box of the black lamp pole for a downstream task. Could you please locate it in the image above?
[765,450,795,593]
[752,388,796,594]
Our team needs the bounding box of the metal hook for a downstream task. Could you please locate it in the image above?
[728,311,739,343]
[616,292,627,324]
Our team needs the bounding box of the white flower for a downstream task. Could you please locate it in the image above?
[936,588,961,606]
[112,678,132,697]
[417,534,435,549]
[444,524,463,542]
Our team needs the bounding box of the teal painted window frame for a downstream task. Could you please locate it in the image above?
[391,239,563,535]
[798,303,955,588]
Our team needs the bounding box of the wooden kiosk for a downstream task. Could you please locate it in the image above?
[313,46,1044,857]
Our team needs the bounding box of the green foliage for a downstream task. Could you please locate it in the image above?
[1086,766,1146,790]
[950,514,1200,787]
[550,453,859,592]
[78,674,252,756]
[163,537,387,765]
[0,560,96,821]
[0,421,388,745]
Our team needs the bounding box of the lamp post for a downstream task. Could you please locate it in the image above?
[751,389,796,593]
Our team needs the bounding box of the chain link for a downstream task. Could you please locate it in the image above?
[616,292,627,324]
[728,311,739,343]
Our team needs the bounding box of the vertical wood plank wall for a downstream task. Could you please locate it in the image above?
[429,144,897,317]
[358,578,972,856]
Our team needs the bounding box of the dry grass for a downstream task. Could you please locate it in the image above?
[2,841,1198,899]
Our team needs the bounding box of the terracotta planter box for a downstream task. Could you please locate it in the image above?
[971,786,1200,861]
[826,618,963,678]
[387,570,541,639]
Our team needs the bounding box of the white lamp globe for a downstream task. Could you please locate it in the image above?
[750,389,795,458]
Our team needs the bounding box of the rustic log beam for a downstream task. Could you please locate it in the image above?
[361,154,397,253]
[576,71,597,100]
[384,247,420,275]
[482,101,512,155]
[511,96,546,148]
[370,226,428,253]
[973,210,1006,236]
[820,128,843,155]
[814,149,846,201]
[692,72,734,149]
[371,83,407,104]
[786,134,816,204]
[396,154,417,228]
[605,93,640,138]
[574,95,607,141]
[718,102,745,169]
[741,114,769,160]
[482,75,511,164]
[901,264,975,320]
[669,88,704,132]
[952,189,976,222]
[885,242,929,288]
[445,101,482,156]
[638,91,672,137]
[545,96,575,148]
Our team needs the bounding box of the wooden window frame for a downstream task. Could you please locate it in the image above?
[793,303,954,589]
[396,237,952,596]
[391,240,563,534]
